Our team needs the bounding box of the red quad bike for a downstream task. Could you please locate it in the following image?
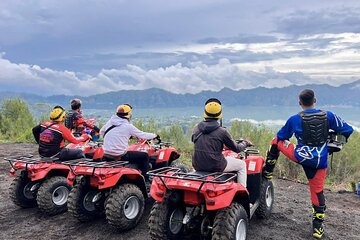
[4,141,103,216]
[64,139,185,231]
[148,148,275,240]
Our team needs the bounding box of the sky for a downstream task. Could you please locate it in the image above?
[1,0,360,96]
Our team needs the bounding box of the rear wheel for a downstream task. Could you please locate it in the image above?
[68,183,103,222]
[255,179,274,219]
[9,173,39,208]
[105,184,145,231]
[149,199,185,240]
[37,176,71,215]
[212,202,248,240]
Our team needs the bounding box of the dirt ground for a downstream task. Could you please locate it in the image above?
[0,143,359,240]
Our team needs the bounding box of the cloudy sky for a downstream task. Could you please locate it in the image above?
[1,0,360,96]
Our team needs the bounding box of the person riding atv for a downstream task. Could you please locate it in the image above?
[99,103,160,182]
[32,105,91,161]
[192,98,253,187]
[65,98,100,136]
[263,89,354,239]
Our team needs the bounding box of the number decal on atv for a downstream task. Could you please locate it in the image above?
[248,161,256,171]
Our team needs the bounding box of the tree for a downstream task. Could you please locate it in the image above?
[0,98,36,142]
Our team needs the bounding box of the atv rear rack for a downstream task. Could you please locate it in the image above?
[61,159,129,176]
[4,155,60,169]
[148,167,237,193]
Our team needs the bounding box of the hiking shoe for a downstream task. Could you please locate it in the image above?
[313,225,324,239]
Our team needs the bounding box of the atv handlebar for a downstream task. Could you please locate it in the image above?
[243,148,260,154]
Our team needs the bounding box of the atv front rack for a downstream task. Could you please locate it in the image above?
[4,155,60,169]
[61,159,129,176]
[148,167,237,193]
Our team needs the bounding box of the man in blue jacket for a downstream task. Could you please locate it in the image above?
[263,89,353,239]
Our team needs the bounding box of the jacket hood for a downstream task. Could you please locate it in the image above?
[110,115,128,126]
[198,120,220,134]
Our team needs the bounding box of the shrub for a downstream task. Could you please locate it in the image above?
[0,98,36,142]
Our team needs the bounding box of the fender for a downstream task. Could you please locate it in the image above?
[155,147,179,163]
[245,156,264,174]
[150,176,248,211]
[30,163,70,181]
[67,170,76,185]
[94,168,144,189]
[204,183,248,211]
[150,177,168,202]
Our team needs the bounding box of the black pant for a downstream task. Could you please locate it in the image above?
[121,151,150,181]
[58,148,85,161]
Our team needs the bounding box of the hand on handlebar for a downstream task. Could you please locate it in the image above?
[154,134,161,143]
[236,138,254,147]
[243,139,254,147]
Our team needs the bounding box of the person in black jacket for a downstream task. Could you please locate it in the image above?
[32,106,90,161]
[192,98,252,187]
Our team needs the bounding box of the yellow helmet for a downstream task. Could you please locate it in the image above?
[50,106,66,122]
[204,98,222,119]
[116,103,133,119]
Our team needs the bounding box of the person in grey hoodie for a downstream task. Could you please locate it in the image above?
[192,98,252,187]
[100,104,160,181]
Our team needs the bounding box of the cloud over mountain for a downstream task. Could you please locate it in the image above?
[1,1,360,95]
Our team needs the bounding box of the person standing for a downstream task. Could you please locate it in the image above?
[263,89,354,239]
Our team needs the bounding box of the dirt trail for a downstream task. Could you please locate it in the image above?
[0,143,359,240]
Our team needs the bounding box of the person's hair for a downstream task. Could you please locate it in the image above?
[299,89,315,107]
[70,99,82,110]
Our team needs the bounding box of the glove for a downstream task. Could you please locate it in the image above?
[154,134,161,143]
[84,129,92,135]
[93,126,100,133]
[81,134,91,141]
[243,139,254,147]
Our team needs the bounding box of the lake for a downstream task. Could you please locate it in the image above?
[83,105,360,130]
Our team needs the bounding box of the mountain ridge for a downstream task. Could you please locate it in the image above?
[1,81,359,108]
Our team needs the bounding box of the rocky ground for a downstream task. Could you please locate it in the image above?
[0,143,359,240]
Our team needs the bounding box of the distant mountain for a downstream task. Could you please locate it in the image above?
[1,81,360,109]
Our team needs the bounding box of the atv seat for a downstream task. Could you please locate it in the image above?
[125,163,140,170]
[189,171,238,182]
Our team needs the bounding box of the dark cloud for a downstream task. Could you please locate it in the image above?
[275,8,360,35]
[197,34,278,44]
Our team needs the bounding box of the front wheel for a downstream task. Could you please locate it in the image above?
[37,176,71,215]
[212,202,248,240]
[105,184,145,231]
[255,179,274,219]
[148,199,185,240]
[67,183,103,222]
[9,173,39,208]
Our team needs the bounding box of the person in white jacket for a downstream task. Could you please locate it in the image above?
[100,104,160,181]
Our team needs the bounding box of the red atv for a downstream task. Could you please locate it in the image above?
[148,148,274,240]
[64,139,185,231]
[4,140,103,215]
